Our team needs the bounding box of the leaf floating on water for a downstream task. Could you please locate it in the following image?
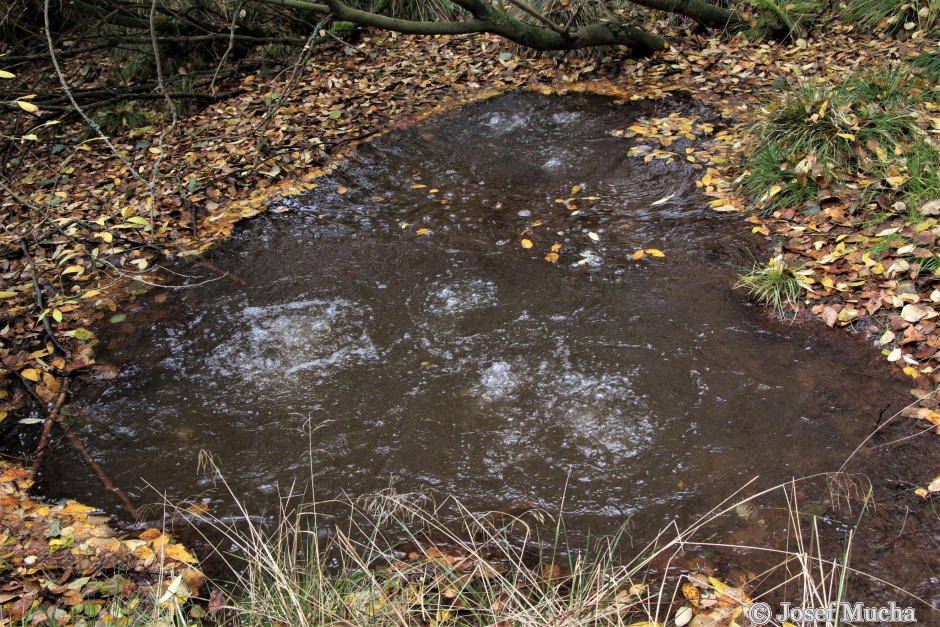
[411,184,427,189]
[571,184,581,194]
[337,187,348,195]
[110,313,127,324]
[631,249,665,260]
[551,243,562,252]
[185,502,210,518]
[650,192,675,206]
[544,252,559,263]
[588,232,600,241]
[416,228,430,236]
[521,239,533,249]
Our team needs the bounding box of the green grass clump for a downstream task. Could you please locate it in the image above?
[911,50,940,80]
[894,140,940,209]
[744,64,936,215]
[90,102,149,137]
[841,0,940,34]
[736,258,802,316]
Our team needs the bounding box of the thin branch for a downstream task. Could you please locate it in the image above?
[43,0,154,192]
[19,239,69,355]
[28,374,71,477]
[210,0,245,93]
[504,0,566,36]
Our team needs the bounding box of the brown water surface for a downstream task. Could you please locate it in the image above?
[40,93,926,581]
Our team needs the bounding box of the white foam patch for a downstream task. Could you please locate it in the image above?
[477,361,521,402]
[421,276,498,318]
[470,338,652,457]
[206,298,378,385]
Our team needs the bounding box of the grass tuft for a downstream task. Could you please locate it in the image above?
[174,451,932,627]
[841,0,940,34]
[743,64,938,215]
[736,257,802,317]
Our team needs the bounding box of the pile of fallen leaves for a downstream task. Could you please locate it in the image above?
[0,460,203,623]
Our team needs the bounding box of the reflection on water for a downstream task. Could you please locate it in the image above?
[43,92,909,541]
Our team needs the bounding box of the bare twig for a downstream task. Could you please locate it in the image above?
[19,239,69,355]
[43,0,154,192]
[210,0,244,93]
[504,0,566,35]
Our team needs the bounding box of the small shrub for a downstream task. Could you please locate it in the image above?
[90,102,149,136]
[745,0,825,40]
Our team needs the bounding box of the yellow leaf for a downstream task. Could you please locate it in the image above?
[17,100,38,113]
[571,184,581,194]
[96,231,113,243]
[21,368,40,382]
[632,250,647,260]
[544,252,559,263]
[411,184,427,189]
[0,70,15,79]
[521,239,533,249]
[0,290,17,298]
[81,289,102,299]
[337,186,348,194]
[645,249,666,257]
[61,501,96,514]
[161,543,198,564]
[551,243,562,252]
[416,228,430,236]
[52,309,63,323]
[62,265,84,275]
[915,488,929,497]
[836,133,856,141]
[903,366,919,379]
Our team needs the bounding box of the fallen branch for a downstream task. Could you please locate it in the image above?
[65,430,140,518]
[27,373,71,477]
